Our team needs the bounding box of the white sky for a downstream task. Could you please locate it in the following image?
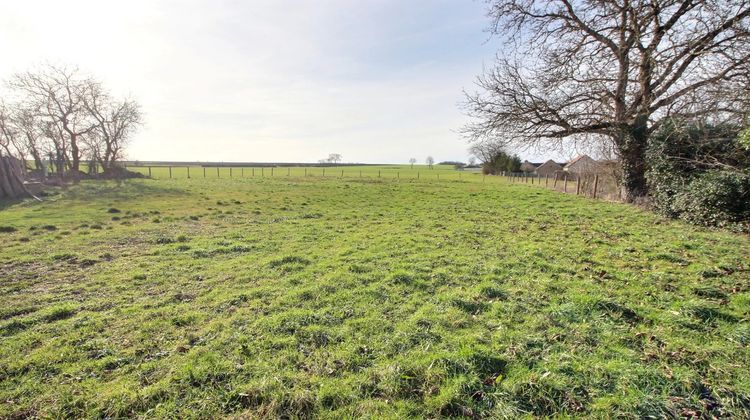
[0,0,564,163]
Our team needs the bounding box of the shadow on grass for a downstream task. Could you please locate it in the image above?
[4,180,189,211]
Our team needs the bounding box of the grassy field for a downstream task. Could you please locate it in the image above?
[123,164,479,182]
[1,170,749,418]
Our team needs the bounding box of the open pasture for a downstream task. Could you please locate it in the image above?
[1,176,749,418]
[124,164,480,182]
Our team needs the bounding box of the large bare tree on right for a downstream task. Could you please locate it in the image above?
[464,1,750,201]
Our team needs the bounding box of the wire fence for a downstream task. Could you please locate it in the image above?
[505,172,622,201]
[121,164,499,184]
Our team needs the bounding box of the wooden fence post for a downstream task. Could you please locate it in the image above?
[545,174,548,187]
[341,169,344,178]
[148,166,152,177]
[187,167,190,179]
[230,167,233,178]
[203,167,206,178]
[576,178,581,195]
[261,167,264,177]
[554,173,558,188]
[169,166,172,179]
[217,167,220,178]
[241,167,244,177]
[288,167,290,176]
[304,167,307,177]
[593,175,599,199]
[271,167,274,177]
[252,168,255,177]
[379,170,381,178]
[564,174,568,192]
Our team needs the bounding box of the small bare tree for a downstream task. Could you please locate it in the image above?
[426,156,435,169]
[409,157,417,168]
[464,1,750,201]
[9,64,97,177]
[83,81,142,174]
[328,153,342,164]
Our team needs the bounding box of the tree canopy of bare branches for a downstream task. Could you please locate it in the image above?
[3,64,142,179]
[464,0,750,201]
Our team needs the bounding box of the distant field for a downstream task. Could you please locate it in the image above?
[124,164,481,182]
[1,176,749,418]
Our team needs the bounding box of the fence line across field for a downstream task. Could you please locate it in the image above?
[125,165,490,183]
[505,171,619,201]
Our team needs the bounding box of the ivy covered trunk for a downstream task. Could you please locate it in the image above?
[617,119,650,203]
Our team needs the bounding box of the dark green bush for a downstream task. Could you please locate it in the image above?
[646,121,750,231]
[672,170,750,231]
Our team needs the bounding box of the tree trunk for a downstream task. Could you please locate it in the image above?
[618,121,649,202]
[0,152,29,199]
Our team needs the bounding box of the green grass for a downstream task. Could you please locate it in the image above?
[125,164,477,182]
[1,175,749,418]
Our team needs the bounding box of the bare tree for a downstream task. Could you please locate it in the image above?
[10,104,50,171]
[328,153,342,164]
[82,81,142,174]
[9,65,96,177]
[426,156,435,169]
[409,157,417,168]
[464,1,750,201]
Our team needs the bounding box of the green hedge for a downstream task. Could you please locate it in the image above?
[646,121,750,232]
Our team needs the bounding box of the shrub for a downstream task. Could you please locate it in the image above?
[671,170,750,231]
[646,121,750,231]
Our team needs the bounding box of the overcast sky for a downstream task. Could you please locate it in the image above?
[0,0,553,164]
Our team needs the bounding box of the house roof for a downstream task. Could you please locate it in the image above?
[536,159,563,169]
[563,155,591,169]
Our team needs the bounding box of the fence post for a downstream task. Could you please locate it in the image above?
[241,167,244,178]
[169,166,172,179]
[148,166,152,177]
[187,166,190,179]
[203,167,206,178]
[564,174,568,192]
[304,168,307,177]
[230,167,233,178]
[288,167,290,176]
[397,171,399,179]
[545,174,549,187]
[217,167,220,178]
[341,169,344,178]
[554,173,558,188]
[252,168,255,177]
[379,170,381,178]
[262,167,264,177]
[593,175,599,199]
[576,178,580,195]
[417,172,420,179]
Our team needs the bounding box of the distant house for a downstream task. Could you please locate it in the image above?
[534,160,564,177]
[520,160,538,173]
[564,155,600,175]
